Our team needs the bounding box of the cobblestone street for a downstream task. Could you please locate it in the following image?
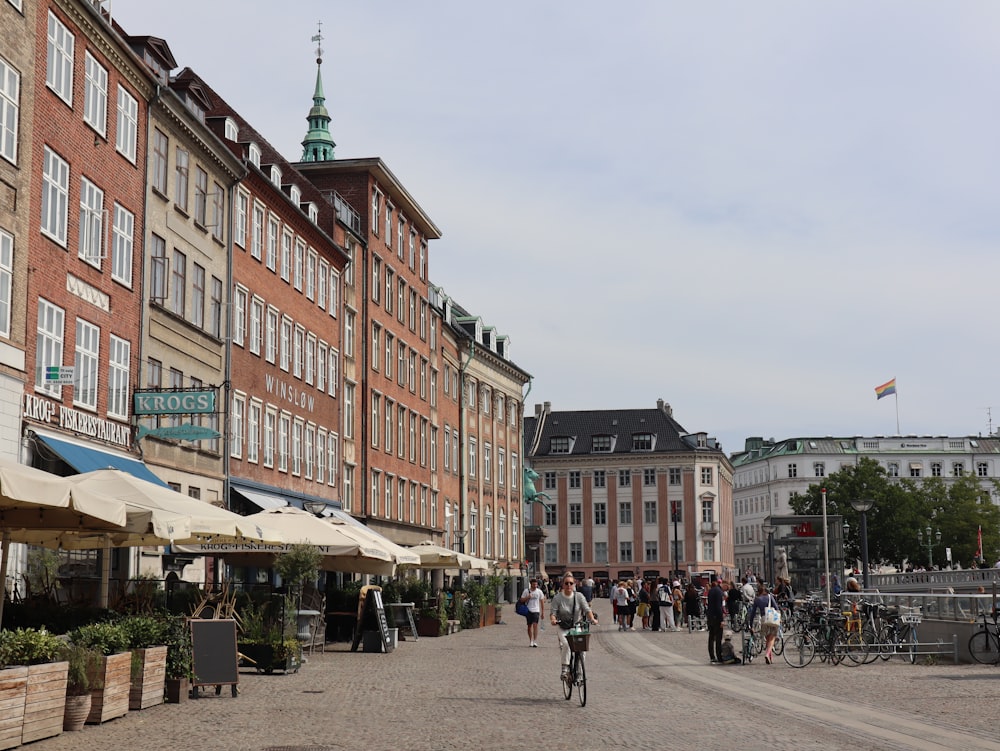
[25,599,1000,751]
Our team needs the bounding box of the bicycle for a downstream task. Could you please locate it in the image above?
[968,608,1000,665]
[878,607,920,664]
[562,621,590,707]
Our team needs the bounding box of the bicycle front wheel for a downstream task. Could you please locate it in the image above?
[968,630,1000,665]
[576,655,587,707]
[562,657,573,700]
[903,625,917,665]
[842,631,869,666]
[782,632,815,668]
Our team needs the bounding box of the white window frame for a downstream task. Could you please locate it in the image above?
[249,297,264,355]
[46,11,74,105]
[0,56,21,165]
[73,318,100,410]
[107,335,130,420]
[83,51,107,136]
[78,178,104,267]
[247,400,261,463]
[36,299,64,396]
[110,203,134,286]
[41,146,69,245]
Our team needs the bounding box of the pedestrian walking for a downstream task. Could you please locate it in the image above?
[745,583,780,664]
[519,577,546,647]
[706,576,725,664]
[657,577,676,631]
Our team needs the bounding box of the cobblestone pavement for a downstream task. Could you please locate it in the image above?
[26,600,1000,751]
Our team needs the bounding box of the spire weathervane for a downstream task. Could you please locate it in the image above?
[311,21,324,64]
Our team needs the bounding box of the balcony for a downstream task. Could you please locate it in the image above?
[700,521,718,536]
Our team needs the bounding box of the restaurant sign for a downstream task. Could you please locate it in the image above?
[133,389,217,415]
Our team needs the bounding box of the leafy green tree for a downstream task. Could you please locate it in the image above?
[790,457,1000,570]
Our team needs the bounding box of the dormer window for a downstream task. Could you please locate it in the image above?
[307,203,318,223]
[289,184,301,204]
[550,436,572,454]
[632,433,654,451]
[248,142,261,168]
[592,435,612,453]
[270,165,282,187]
[224,117,238,141]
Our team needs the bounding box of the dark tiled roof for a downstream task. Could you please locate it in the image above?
[530,407,707,457]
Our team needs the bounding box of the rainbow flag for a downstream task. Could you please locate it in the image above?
[874,378,896,400]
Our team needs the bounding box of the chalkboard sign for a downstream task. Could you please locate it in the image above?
[190,619,239,697]
[350,586,394,653]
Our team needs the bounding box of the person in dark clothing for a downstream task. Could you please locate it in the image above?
[706,577,725,663]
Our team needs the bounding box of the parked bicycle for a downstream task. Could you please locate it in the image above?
[968,608,1000,665]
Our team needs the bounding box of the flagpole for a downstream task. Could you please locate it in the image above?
[895,391,900,434]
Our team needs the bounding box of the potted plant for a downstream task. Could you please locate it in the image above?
[417,595,448,637]
[68,621,130,724]
[60,643,97,732]
[237,597,302,674]
[0,627,68,745]
[161,616,193,703]
[274,545,323,643]
[118,615,168,710]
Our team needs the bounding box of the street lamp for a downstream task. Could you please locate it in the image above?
[761,523,776,584]
[850,499,875,589]
[917,526,942,568]
[821,488,831,608]
[671,502,680,580]
[302,500,328,517]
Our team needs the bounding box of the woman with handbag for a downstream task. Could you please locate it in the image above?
[745,583,781,664]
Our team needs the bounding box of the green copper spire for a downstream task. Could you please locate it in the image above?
[300,23,336,162]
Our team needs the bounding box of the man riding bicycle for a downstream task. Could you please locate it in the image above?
[549,573,598,681]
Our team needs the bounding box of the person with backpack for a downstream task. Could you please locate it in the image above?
[657,577,677,631]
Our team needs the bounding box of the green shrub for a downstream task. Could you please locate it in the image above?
[161,616,193,680]
[59,643,100,695]
[69,621,130,655]
[117,614,170,649]
[0,627,64,667]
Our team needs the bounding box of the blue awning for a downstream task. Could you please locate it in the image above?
[35,433,169,488]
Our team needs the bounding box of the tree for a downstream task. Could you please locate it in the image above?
[790,457,1000,570]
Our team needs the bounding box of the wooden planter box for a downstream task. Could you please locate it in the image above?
[23,661,68,745]
[482,604,497,626]
[164,677,189,704]
[0,666,27,751]
[129,646,167,710]
[86,652,131,724]
[416,616,443,637]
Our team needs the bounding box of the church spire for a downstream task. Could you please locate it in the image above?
[300,22,336,162]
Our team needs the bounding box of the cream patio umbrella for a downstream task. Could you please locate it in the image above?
[408,541,464,569]
[0,457,131,624]
[323,510,421,568]
[184,506,398,576]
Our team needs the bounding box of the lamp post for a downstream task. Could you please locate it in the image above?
[850,499,875,589]
[302,500,328,517]
[671,501,680,580]
[917,526,942,568]
[761,523,776,584]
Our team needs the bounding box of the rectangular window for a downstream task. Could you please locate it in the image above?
[294,239,305,291]
[0,230,11,337]
[569,543,582,564]
[978,462,989,477]
[593,470,606,488]
[113,85,138,162]
[644,500,656,524]
[249,297,263,355]
[931,462,942,478]
[212,183,225,241]
[787,463,797,479]
[342,463,353,511]
[232,287,247,347]
[251,202,264,260]
[594,502,606,525]
[619,541,633,563]
[814,462,826,478]
[670,500,682,523]
[344,311,355,358]
[41,147,69,245]
[703,540,715,561]
[0,56,19,164]
[592,435,611,452]
[78,178,104,267]
[701,499,714,524]
[645,540,658,562]
[292,420,302,475]
[174,147,189,211]
[46,12,74,104]
[189,264,205,329]
[619,502,632,525]
[953,462,964,477]
[230,394,244,458]
[149,234,167,302]
[234,190,248,248]
[594,542,608,564]
[371,393,380,448]
[343,382,355,439]
[317,342,327,391]
[210,277,223,338]
[544,505,557,526]
[278,413,290,471]
[293,326,304,378]
[328,435,339,489]
[107,335,129,420]
[701,466,713,485]
[618,469,631,487]
[111,203,133,286]
[306,251,316,300]
[83,52,108,135]
[264,407,276,468]
[247,401,261,463]
[569,503,581,526]
[171,249,186,316]
[152,129,169,194]
[550,436,570,453]
[544,471,555,490]
[669,468,681,485]
[569,470,580,489]
[279,316,291,370]
[194,166,208,226]
[643,468,656,486]
[305,334,316,385]
[73,318,99,410]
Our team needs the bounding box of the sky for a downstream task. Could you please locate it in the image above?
[110,1,1000,456]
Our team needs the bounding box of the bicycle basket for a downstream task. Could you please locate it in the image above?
[566,632,590,652]
[900,606,921,625]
